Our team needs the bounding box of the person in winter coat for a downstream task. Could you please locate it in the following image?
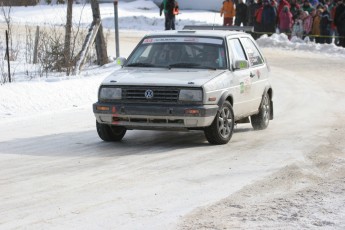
[261,0,277,34]
[302,11,313,37]
[334,0,345,47]
[320,5,333,43]
[311,8,322,42]
[329,0,340,45]
[290,0,301,20]
[279,6,293,34]
[277,0,291,18]
[160,0,179,30]
[247,0,257,26]
[221,0,236,26]
[253,0,264,38]
[277,0,290,29]
[292,14,305,38]
[235,0,248,26]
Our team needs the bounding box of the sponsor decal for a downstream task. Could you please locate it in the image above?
[256,69,261,79]
[240,82,245,94]
[143,37,223,45]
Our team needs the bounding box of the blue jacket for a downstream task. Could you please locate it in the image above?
[262,5,277,25]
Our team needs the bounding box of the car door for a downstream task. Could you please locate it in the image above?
[227,38,253,119]
[239,37,268,113]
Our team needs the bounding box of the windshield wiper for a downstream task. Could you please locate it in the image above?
[167,63,200,68]
[168,63,217,70]
[199,65,217,70]
[126,63,156,67]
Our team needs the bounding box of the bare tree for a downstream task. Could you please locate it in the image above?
[90,0,108,65]
[64,0,73,75]
[1,4,13,60]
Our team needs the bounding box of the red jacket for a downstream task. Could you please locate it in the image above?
[279,11,293,30]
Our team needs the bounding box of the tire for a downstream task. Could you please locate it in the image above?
[204,101,234,145]
[251,92,271,130]
[96,121,126,142]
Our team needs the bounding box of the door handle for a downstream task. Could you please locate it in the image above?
[250,72,255,78]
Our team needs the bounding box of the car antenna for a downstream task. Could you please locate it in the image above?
[213,13,216,30]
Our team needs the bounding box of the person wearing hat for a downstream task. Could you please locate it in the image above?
[221,0,236,26]
[334,0,345,47]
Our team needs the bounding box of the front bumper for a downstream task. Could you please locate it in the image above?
[93,102,218,130]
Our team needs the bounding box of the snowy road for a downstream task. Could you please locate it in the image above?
[1,35,345,229]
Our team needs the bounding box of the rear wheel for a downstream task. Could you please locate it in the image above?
[251,92,271,130]
[204,101,234,145]
[96,121,126,142]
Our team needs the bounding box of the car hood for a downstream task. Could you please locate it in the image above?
[101,68,226,87]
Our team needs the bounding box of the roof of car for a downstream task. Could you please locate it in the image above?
[144,30,248,39]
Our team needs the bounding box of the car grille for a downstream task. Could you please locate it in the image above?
[122,86,179,103]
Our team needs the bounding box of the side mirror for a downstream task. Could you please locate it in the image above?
[234,60,249,70]
[116,57,127,66]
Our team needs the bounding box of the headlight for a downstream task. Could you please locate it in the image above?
[179,89,202,102]
[99,87,122,100]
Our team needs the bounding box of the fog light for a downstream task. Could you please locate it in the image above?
[185,109,200,115]
[208,97,217,102]
[96,106,110,111]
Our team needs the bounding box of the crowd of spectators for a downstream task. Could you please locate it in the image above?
[221,0,345,47]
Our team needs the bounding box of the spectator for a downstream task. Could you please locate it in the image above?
[310,0,320,7]
[320,5,333,43]
[334,0,345,47]
[262,0,277,34]
[160,0,179,30]
[290,0,301,20]
[311,8,322,43]
[254,0,264,38]
[221,0,236,26]
[235,0,248,26]
[302,11,313,37]
[271,0,278,8]
[302,0,315,13]
[277,0,291,30]
[247,0,257,26]
[330,0,340,45]
[279,6,293,34]
[278,0,291,17]
[292,14,305,38]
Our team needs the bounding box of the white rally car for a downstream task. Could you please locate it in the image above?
[93,30,273,145]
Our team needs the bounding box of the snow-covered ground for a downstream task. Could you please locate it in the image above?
[1,1,345,229]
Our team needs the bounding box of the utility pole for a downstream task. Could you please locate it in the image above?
[114,0,119,58]
[90,0,109,65]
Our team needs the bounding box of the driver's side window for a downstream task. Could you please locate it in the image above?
[228,39,247,68]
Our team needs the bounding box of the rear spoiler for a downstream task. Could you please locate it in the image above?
[183,25,254,33]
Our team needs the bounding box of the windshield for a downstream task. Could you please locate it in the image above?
[126,36,227,70]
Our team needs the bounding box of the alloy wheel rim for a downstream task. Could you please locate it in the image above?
[263,95,270,124]
[218,107,232,138]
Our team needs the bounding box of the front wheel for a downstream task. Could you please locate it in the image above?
[96,121,127,142]
[251,92,271,130]
[204,101,234,145]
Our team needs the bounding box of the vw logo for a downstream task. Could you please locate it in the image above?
[144,89,154,99]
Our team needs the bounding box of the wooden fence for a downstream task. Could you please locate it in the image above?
[0,0,39,6]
